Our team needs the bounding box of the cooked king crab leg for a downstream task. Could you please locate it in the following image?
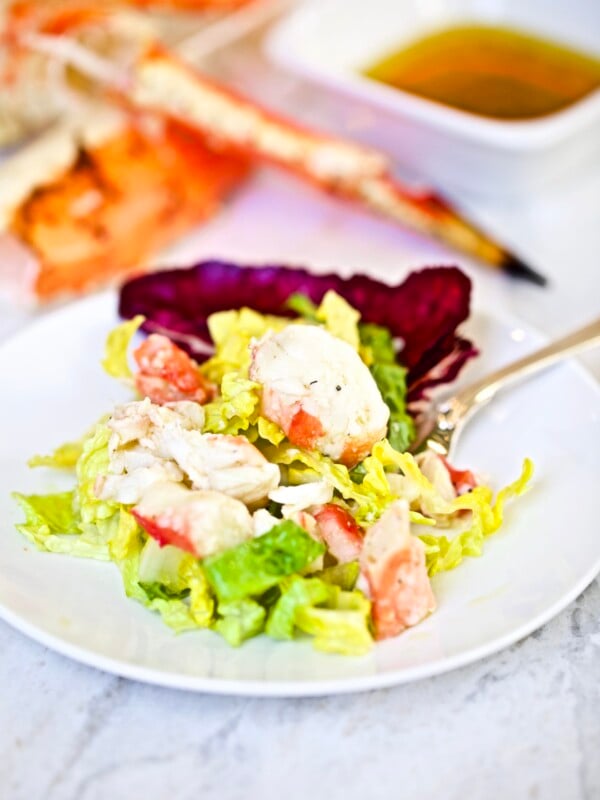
[11,17,546,284]
[0,107,249,301]
[129,48,546,285]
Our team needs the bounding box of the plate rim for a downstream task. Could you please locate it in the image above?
[1,290,599,696]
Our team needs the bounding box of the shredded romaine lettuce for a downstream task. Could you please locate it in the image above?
[286,293,318,319]
[295,585,373,656]
[101,315,144,379]
[287,290,361,349]
[358,322,395,366]
[201,307,287,383]
[358,324,415,452]
[202,373,261,435]
[12,490,112,560]
[119,545,214,633]
[266,575,331,640]
[369,363,415,452]
[202,372,285,446]
[315,561,360,591]
[375,441,534,575]
[261,441,395,524]
[213,599,266,646]
[28,440,84,470]
[108,508,142,561]
[74,422,116,526]
[315,290,360,350]
[203,520,325,604]
[137,536,188,590]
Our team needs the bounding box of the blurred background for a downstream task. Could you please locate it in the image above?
[0,0,598,371]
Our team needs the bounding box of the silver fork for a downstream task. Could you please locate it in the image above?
[412,316,600,458]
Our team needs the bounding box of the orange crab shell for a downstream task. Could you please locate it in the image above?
[9,118,250,300]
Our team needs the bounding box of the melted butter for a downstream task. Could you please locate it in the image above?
[364,25,600,120]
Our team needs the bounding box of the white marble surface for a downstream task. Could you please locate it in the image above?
[1,27,600,800]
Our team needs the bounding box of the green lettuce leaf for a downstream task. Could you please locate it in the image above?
[287,290,361,349]
[13,490,112,560]
[358,322,395,366]
[28,440,84,470]
[369,363,415,452]
[315,561,360,591]
[201,307,287,384]
[202,371,286,446]
[261,442,393,524]
[286,293,318,320]
[108,508,142,561]
[375,441,534,575]
[295,586,373,656]
[119,545,214,632]
[138,582,190,601]
[137,536,188,590]
[74,422,116,526]
[213,599,266,646]
[266,575,331,640]
[315,290,360,349]
[202,373,261,435]
[203,520,325,604]
[359,324,415,452]
[179,558,215,628]
[101,315,144,379]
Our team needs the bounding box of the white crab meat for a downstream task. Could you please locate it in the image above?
[96,398,279,506]
[133,481,253,558]
[360,500,436,639]
[267,480,333,517]
[249,325,389,466]
[415,451,457,502]
[252,508,281,538]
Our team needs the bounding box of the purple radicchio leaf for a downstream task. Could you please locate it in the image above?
[118,260,477,401]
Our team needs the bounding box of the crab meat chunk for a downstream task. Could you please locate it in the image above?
[133,333,215,405]
[415,450,456,502]
[133,481,253,558]
[360,500,436,639]
[249,325,389,466]
[313,504,364,563]
[96,398,279,505]
[267,480,333,517]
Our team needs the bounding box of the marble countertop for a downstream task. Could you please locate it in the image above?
[1,29,600,800]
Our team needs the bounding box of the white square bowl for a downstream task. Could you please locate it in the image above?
[266,0,600,199]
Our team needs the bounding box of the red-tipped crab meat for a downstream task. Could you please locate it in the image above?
[360,500,436,639]
[249,325,389,466]
[441,456,478,495]
[313,504,364,564]
[415,450,457,502]
[133,333,215,405]
[415,451,478,499]
[132,481,253,558]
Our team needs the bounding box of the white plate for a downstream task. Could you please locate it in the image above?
[266,0,600,198]
[0,292,599,696]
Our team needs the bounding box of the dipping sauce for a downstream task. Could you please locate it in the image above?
[364,25,600,120]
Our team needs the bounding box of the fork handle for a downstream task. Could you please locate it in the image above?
[452,316,600,414]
